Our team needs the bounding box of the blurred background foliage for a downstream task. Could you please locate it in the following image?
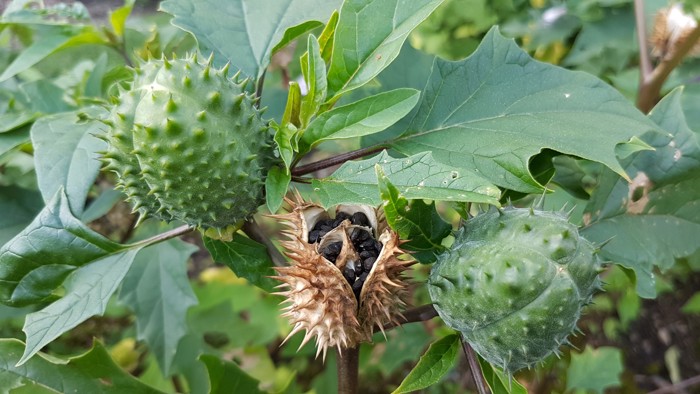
[0,0,699,393]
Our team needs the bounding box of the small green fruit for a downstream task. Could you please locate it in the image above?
[428,207,603,373]
[101,55,274,230]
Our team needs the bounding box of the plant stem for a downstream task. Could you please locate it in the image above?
[374,304,438,333]
[291,145,387,176]
[337,346,359,394]
[242,218,287,267]
[636,22,700,112]
[461,337,490,394]
[255,69,266,107]
[634,0,652,82]
[129,224,196,248]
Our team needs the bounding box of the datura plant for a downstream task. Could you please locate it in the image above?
[0,0,698,393]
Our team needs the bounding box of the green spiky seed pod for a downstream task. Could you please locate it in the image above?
[101,54,274,231]
[428,207,604,374]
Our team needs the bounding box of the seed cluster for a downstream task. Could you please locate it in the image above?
[308,212,383,300]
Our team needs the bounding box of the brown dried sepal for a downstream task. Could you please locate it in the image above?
[270,191,413,358]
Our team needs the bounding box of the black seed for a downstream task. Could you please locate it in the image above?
[352,279,363,292]
[320,225,333,232]
[351,212,370,226]
[363,257,376,270]
[359,250,373,259]
[308,230,321,243]
[312,221,325,232]
[336,212,350,221]
[361,239,375,250]
[350,229,361,242]
[374,240,383,251]
[326,241,342,255]
[343,266,355,282]
[359,272,369,282]
[318,230,329,239]
[358,230,370,241]
[332,218,344,227]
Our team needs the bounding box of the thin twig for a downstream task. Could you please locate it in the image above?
[242,218,287,267]
[634,0,652,81]
[461,337,490,394]
[648,375,700,394]
[291,145,387,176]
[337,346,359,394]
[374,304,438,333]
[128,224,196,248]
[637,24,700,112]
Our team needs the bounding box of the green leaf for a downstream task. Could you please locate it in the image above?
[312,150,500,207]
[109,0,135,38]
[300,88,420,154]
[326,0,445,99]
[20,79,72,114]
[478,355,527,394]
[119,239,198,376]
[300,35,327,128]
[160,0,341,81]
[265,165,291,214]
[272,20,324,54]
[31,108,107,216]
[0,112,36,133]
[273,121,297,170]
[0,126,30,157]
[581,88,700,298]
[203,234,277,292]
[376,165,451,263]
[389,27,659,193]
[0,28,107,83]
[282,81,302,128]
[682,292,700,314]
[19,247,142,365]
[318,10,338,64]
[81,188,124,223]
[566,346,623,394]
[200,354,264,394]
[0,339,163,393]
[0,190,123,307]
[0,186,43,248]
[392,334,460,393]
[84,53,109,98]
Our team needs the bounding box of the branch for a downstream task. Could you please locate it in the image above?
[242,218,287,267]
[337,346,360,394]
[634,0,652,81]
[129,224,196,248]
[648,375,700,394]
[461,338,490,394]
[374,304,438,333]
[291,145,387,176]
[637,24,700,112]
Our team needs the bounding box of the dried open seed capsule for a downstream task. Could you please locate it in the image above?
[270,191,413,359]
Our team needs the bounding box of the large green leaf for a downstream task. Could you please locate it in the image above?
[0,186,43,248]
[0,27,107,83]
[312,150,500,207]
[0,339,163,393]
[200,354,264,394]
[203,234,278,292]
[566,346,623,394]
[389,27,659,193]
[376,166,451,264]
[0,127,30,157]
[19,247,142,365]
[326,0,445,99]
[300,34,327,128]
[160,0,341,81]
[119,239,198,376]
[392,334,460,393]
[31,108,107,216]
[0,190,123,307]
[581,88,700,298]
[300,88,419,154]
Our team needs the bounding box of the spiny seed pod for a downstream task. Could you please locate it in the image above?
[271,191,413,359]
[651,3,700,59]
[100,54,274,234]
[428,207,604,374]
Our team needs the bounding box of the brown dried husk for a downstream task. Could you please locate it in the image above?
[270,191,412,358]
[651,4,700,59]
